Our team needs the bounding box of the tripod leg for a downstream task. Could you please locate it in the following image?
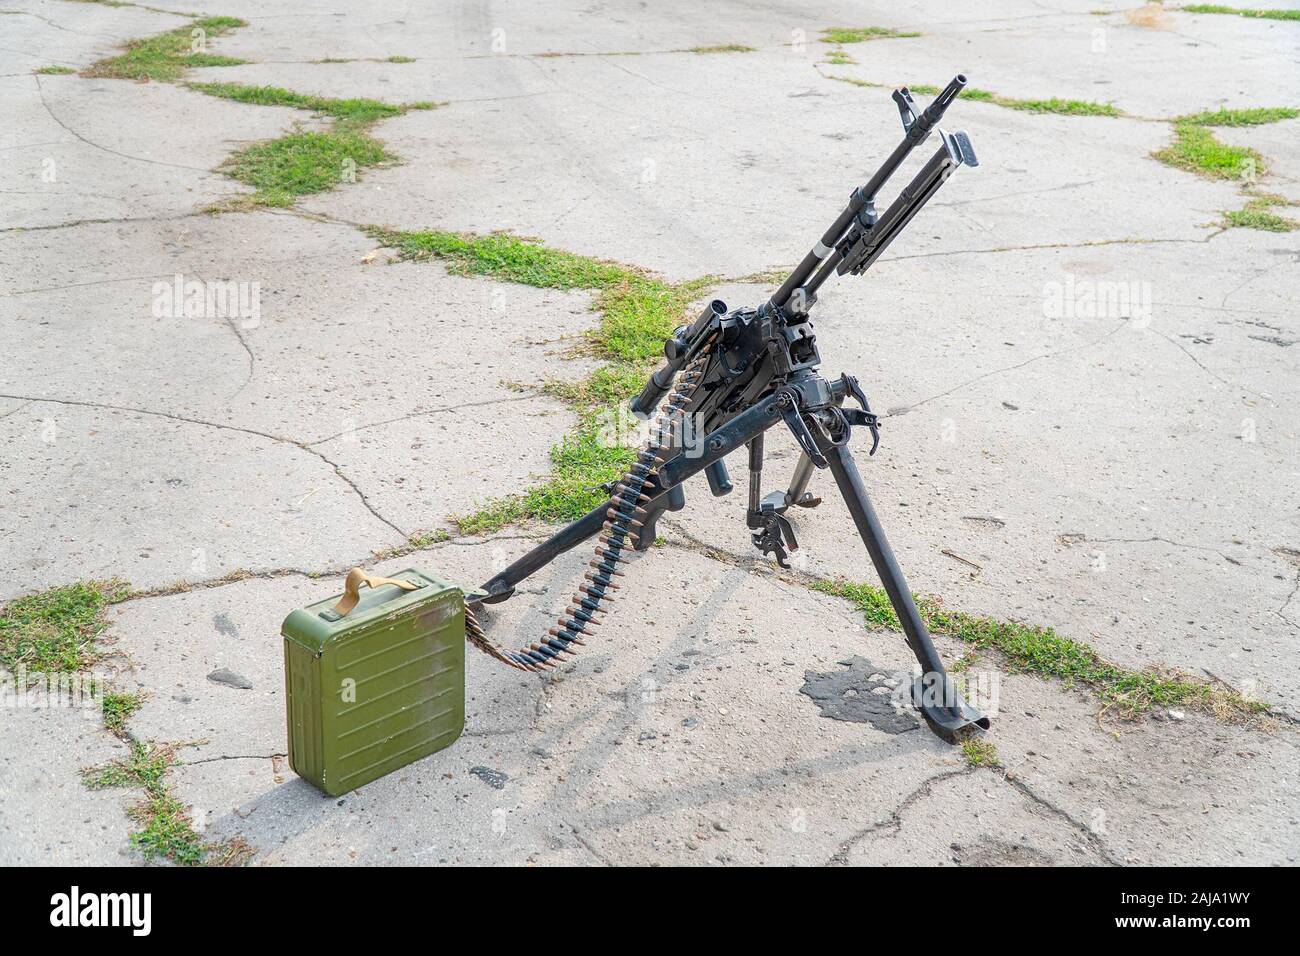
[783,452,820,508]
[820,439,990,742]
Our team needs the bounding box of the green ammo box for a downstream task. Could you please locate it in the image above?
[281,567,465,796]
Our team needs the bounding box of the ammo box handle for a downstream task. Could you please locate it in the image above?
[333,567,421,616]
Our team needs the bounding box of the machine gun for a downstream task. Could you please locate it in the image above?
[463,75,990,743]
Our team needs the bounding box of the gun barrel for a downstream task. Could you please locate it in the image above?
[835,134,967,278]
[768,74,967,312]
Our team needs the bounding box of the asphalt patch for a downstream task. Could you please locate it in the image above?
[799,655,919,734]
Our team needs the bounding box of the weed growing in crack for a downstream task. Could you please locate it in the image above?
[35,65,77,75]
[83,740,212,865]
[1177,106,1300,128]
[830,77,1119,116]
[219,130,395,206]
[904,82,1120,116]
[1148,107,1300,227]
[0,576,247,866]
[189,83,440,206]
[367,228,714,532]
[101,691,143,733]
[370,528,453,562]
[84,707,251,865]
[819,26,920,43]
[1223,197,1298,232]
[0,579,129,673]
[961,737,1001,767]
[1180,5,1300,21]
[1153,108,1297,180]
[687,44,756,54]
[813,578,1269,724]
[187,82,436,125]
[82,16,248,82]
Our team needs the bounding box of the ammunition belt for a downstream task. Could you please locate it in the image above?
[463,344,713,671]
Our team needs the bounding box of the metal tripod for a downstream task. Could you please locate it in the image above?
[472,367,990,742]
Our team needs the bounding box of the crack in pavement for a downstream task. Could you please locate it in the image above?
[1155,329,1271,402]
[33,74,218,174]
[826,768,972,865]
[0,211,209,235]
[1077,534,1245,566]
[305,393,538,444]
[888,317,1128,416]
[112,530,547,604]
[566,824,615,866]
[179,752,286,766]
[1002,772,1121,866]
[882,231,1226,264]
[826,765,1120,866]
[0,391,409,539]
[191,268,256,402]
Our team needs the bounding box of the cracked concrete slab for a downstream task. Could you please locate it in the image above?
[0,74,312,230]
[1217,118,1300,205]
[0,400,403,598]
[0,707,137,866]
[1,210,595,594]
[0,0,182,75]
[3,0,1298,867]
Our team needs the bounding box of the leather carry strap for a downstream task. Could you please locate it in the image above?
[333,567,419,616]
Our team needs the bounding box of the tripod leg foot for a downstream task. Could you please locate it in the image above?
[819,436,991,742]
[911,674,990,742]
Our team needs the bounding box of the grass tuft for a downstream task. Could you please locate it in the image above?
[1153,123,1262,178]
[1223,199,1298,231]
[35,65,77,75]
[219,130,394,205]
[998,96,1120,116]
[961,738,1001,767]
[83,739,173,791]
[367,228,633,289]
[187,82,421,126]
[819,26,920,43]
[82,17,248,82]
[84,738,250,865]
[102,691,144,734]
[1176,106,1300,127]
[190,83,439,206]
[1152,108,1295,179]
[0,580,130,674]
[922,84,1118,116]
[823,49,857,65]
[837,79,1120,117]
[1180,5,1300,20]
[813,578,1269,723]
[829,75,880,90]
[85,741,206,864]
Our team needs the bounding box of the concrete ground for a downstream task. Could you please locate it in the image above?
[1,0,1297,865]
